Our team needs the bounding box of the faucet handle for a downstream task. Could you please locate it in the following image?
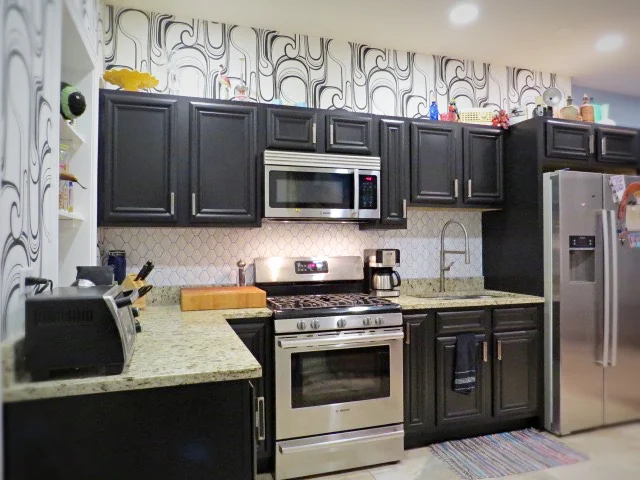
[443,261,455,272]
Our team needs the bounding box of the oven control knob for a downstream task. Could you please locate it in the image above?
[337,318,347,328]
[375,316,384,326]
[310,319,321,330]
[363,317,372,326]
[296,321,307,331]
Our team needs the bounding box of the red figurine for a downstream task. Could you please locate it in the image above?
[492,109,510,130]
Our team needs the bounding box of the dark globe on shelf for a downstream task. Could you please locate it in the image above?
[60,82,87,120]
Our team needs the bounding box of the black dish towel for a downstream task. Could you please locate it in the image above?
[453,333,476,395]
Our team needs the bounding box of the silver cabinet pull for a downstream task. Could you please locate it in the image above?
[482,341,488,363]
[170,192,175,215]
[329,124,334,145]
[468,179,473,198]
[589,134,595,154]
[454,179,459,199]
[405,324,410,345]
[312,122,317,144]
[602,137,607,156]
[497,340,503,361]
[191,193,196,216]
[256,396,266,441]
[402,199,407,219]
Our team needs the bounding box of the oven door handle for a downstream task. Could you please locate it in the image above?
[278,427,404,455]
[277,330,404,349]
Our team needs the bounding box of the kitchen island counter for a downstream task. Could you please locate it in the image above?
[3,305,271,403]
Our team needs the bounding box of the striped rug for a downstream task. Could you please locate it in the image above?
[429,429,589,479]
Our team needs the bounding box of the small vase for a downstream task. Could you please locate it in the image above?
[580,94,595,122]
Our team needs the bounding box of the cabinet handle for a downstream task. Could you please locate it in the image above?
[312,122,317,145]
[256,396,266,442]
[589,134,595,154]
[468,179,473,198]
[454,179,459,199]
[191,193,196,216]
[602,137,607,156]
[402,199,407,219]
[170,192,175,215]
[405,324,410,344]
[498,340,503,361]
[482,341,488,363]
[329,124,334,145]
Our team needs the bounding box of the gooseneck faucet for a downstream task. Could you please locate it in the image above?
[440,220,471,292]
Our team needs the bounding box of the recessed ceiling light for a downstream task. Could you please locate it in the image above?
[596,34,624,52]
[449,2,479,26]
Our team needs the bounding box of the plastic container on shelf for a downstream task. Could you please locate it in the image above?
[67,181,74,212]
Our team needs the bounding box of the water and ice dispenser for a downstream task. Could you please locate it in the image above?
[569,235,595,282]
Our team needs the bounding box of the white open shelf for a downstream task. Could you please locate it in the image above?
[58,210,84,221]
[60,117,85,153]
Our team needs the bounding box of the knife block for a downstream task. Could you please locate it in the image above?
[123,274,148,309]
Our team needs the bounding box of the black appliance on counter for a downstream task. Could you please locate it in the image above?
[25,285,137,380]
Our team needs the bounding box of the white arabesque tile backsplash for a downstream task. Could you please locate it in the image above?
[98,210,482,286]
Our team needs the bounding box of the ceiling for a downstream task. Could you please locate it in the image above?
[113,0,640,96]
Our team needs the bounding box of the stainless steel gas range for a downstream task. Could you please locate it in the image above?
[255,256,404,480]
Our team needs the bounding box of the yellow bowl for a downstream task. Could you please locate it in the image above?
[103,69,159,91]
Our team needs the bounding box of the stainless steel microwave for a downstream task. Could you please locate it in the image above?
[264,150,381,221]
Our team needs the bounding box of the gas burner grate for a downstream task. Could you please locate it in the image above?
[267,293,392,311]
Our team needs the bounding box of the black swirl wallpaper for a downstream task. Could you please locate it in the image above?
[103,5,570,116]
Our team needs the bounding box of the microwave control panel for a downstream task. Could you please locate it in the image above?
[359,175,378,210]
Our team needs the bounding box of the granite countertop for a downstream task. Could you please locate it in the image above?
[3,306,271,403]
[394,290,544,310]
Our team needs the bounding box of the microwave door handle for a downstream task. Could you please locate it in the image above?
[353,169,359,217]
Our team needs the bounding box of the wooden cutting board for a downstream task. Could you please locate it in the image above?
[180,286,267,311]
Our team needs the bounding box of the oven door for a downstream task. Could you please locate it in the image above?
[265,165,360,220]
[275,328,404,440]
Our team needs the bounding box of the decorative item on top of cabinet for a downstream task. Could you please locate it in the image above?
[103,69,159,92]
[580,94,595,122]
[559,96,581,121]
[99,90,179,225]
[189,101,260,226]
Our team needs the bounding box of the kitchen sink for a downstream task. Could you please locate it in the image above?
[412,293,503,300]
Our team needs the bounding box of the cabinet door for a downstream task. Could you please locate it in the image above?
[493,330,538,418]
[410,122,457,204]
[463,127,503,204]
[99,91,178,224]
[436,334,491,426]
[403,314,429,436]
[597,127,639,165]
[379,119,409,226]
[231,320,273,470]
[189,102,259,225]
[266,108,318,151]
[325,114,375,155]
[545,120,593,161]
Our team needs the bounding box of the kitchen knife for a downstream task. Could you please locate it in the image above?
[135,261,153,281]
[139,262,154,280]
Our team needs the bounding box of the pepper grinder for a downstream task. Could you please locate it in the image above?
[237,260,246,286]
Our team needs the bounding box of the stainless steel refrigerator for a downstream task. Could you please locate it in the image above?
[543,170,640,435]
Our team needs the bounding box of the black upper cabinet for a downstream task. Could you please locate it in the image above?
[326,113,376,155]
[463,127,504,204]
[436,334,491,426]
[266,108,318,151]
[545,119,594,161]
[99,91,178,224]
[596,127,639,165]
[375,119,409,227]
[404,314,429,437]
[189,101,260,226]
[411,122,457,204]
[493,330,538,418]
[230,319,273,471]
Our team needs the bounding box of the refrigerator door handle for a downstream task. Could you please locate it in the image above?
[609,210,619,367]
[600,209,611,368]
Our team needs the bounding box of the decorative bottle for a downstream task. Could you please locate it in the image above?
[580,94,595,122]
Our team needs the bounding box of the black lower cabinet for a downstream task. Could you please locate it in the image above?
[230,318,274,473]
[493,330,538,417]
[435,334,491,426]
[5,381,256,480]
[403,314,430,444]
[403,305,541,448]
